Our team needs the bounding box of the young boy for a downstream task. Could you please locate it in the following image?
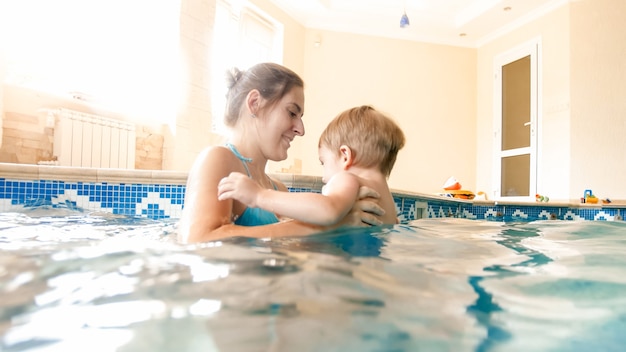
[217,105,405,226]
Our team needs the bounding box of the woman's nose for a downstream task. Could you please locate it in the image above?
[294,118,305,136]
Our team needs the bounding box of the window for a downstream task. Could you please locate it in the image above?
[211,0,284,133]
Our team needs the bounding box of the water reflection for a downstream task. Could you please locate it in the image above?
[1,211,625,351]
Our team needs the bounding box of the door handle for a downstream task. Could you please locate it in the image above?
[523,122,531,126]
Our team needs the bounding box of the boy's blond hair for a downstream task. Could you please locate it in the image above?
[319,105,405,177]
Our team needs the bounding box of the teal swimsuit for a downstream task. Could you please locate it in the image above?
[226,144,279,226]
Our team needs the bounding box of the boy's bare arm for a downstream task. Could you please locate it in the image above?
[218,172,361,226]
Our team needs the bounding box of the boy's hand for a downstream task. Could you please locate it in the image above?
[217,172,262,207]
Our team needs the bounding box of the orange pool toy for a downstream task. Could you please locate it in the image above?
[443,176,462,190]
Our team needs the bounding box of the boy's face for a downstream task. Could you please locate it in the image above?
[318,145,343,184]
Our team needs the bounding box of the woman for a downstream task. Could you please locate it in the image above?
[178,63,383,243]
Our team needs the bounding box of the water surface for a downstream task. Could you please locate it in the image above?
[1,209,625,351]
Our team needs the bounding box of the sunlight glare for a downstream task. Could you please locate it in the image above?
[1,0,181,123]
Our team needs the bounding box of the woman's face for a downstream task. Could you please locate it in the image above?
[258,86,305,161]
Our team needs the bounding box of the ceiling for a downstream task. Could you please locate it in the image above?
[266,0,569,47]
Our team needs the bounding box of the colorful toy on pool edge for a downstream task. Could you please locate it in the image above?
[535,194,549,202]
[583,189,598,204]
[442,176,475,200]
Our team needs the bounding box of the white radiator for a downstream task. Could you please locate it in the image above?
[53,109,136,168]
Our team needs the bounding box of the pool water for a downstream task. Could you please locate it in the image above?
[1,209,625,351]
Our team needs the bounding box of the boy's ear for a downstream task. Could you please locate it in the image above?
[339,145,354,169]
[246,89,261,115]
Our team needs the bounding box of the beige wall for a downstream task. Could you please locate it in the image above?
[569,0,626,200]
[0,110,53,164]
[289,30,476,193]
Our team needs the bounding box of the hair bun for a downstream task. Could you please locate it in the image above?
[226,67,244,90]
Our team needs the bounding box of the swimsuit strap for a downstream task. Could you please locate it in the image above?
[226,143,252,177]
[225,143,277,190]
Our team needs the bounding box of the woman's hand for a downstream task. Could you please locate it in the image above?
[340,186,384,226]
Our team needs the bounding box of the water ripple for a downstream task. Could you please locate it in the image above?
[1,212,625,351]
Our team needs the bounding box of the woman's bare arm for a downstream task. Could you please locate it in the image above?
[177,146,241,243]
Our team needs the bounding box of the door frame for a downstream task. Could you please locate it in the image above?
[492,37,542,201]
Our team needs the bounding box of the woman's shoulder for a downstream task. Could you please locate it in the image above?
[196,145,237,163]
[190,145,240,174]
[201,145,232,157]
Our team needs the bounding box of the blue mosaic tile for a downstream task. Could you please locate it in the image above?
[1,177,625,222]
[400,197,417,223]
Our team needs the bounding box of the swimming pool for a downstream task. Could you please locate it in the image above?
[1,163,625,350]
[1,210,624,351]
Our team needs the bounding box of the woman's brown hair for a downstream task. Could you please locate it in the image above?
[224,62,304,127]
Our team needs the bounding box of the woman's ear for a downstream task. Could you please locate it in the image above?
[339,145,354,169]
[246,89,261,116]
